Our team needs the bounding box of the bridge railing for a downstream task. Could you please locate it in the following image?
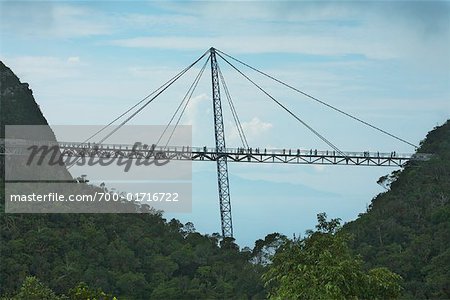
[189,146,414,159]
[1,139,424,160]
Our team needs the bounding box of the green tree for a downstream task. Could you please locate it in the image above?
[344,120,450,298]
[11,276,60,300]
[262,213,403,299]
[1,61,267,299]
[67,282,116,300]
[252,233,287,265]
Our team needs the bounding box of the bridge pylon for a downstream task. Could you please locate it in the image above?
[209,47,233,238]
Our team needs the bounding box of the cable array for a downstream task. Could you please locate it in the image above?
[75,47,416,156]
[83,50,209,144]
[159,55,211,148]
[216,49,418,149]
[217,52,346,156]
[217,65,249,149]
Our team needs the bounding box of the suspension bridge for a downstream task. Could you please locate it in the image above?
[2,47,430,238]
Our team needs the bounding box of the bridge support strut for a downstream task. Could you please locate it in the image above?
[209,47,233,238]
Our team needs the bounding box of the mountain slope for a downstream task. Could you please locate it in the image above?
[0,61,72,184]
[0,61,54,138]
[343,120,450,298]
[0,62,265,298]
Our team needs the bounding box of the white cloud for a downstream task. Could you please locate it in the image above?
[108,35,399,60]
[3,55,85,81]
[49,5,112,38]
[67,56,80,64]
[118,13,196,28]
[0,3,112,38]
[228,117,273,143]
[243,117,273,135]
[104,2,449,66]
[185,93,209,126]
[3,1,448,68]
[158,1,357,23]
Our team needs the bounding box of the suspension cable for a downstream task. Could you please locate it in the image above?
[96,51,209,145]
[67,52,209,171]
[155,54,211,147]
[217,52,346,156]
[216,49,418,149]
[217,65,249,149]
[156,55,210,148]
[164,57,209,148]
[84,50,209,144]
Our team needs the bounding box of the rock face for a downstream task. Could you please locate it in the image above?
[0,61,54,138]
[0,61,72,179]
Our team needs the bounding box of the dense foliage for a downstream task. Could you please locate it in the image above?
[1,60,448,298]
[263,213,403,299]
[2,276,116,299]
[0,211,265,298]
[1,61,265,298]
[344,120,450,298]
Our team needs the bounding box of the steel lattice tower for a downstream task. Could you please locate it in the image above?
[209,47,233,238]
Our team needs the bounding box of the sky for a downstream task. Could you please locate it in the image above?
[1,1,449,247]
